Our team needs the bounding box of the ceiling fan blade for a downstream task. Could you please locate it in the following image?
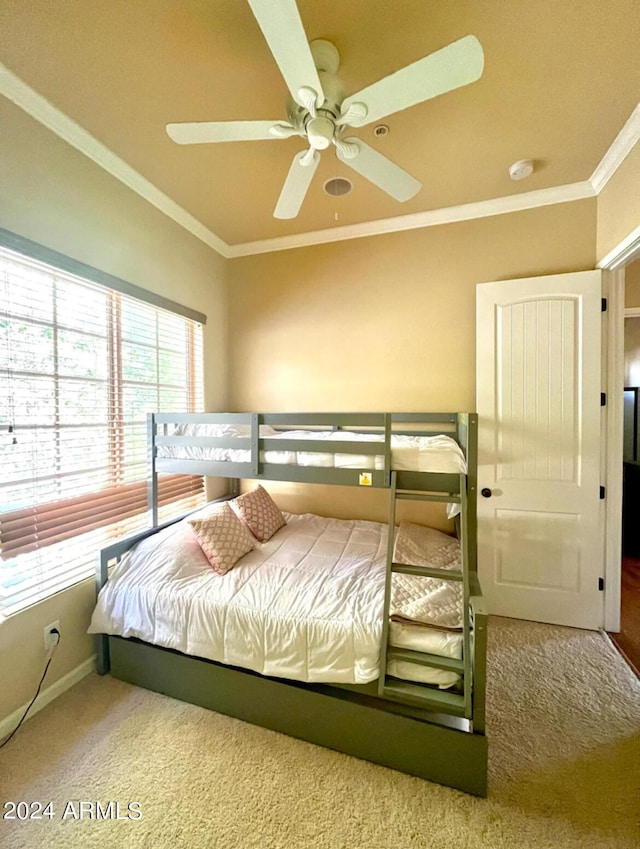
[247,0,324,107]
[274,149,320,219]
[167,120,286,144]
[341,34,484,127]
[337,138,421,202]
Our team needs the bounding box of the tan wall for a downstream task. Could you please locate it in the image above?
[625,259,640,308]
[597,141,640,262]
[0,99,229,722]
[228,199,596,523]
[0,91,609,723]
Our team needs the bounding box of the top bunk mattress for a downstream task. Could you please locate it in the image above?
[156,424,467,474]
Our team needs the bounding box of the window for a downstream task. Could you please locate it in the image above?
[0,243,205,616]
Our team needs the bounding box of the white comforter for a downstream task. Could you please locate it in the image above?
[157,424,467,475]
[89,512,463,686]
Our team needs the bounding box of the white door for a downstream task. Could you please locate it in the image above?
[476,270,604,630]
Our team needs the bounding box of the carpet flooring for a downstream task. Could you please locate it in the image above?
[1,616,639,849]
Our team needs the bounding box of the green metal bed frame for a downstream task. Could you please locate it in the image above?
[95,412,488,796]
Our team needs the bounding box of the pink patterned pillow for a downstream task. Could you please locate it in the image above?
[232,485,286,542]
[189,502,256,575]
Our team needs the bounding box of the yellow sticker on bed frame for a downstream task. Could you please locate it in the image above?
[359,473,372,486]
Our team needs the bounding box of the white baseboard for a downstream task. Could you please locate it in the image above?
[0,654,96,741]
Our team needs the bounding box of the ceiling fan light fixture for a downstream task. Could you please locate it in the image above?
[306,115,335,149]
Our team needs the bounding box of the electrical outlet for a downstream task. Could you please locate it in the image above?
[43,620,60,651]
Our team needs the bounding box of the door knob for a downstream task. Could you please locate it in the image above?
[481,488,492,498]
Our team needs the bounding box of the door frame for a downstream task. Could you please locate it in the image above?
[599,225,640,632]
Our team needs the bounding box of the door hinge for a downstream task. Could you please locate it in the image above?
[601,392,606,406]
[602,297,607,312]
[599,485,606,499]
[598,577,605,591]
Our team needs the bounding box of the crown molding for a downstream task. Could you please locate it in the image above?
[597,224,640,270]
[590,103,640,194]
[0,62,232,258]
[1,61,637,259]
[227,181,595,257]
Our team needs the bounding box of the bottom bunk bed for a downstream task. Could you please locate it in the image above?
[91,501,487,793]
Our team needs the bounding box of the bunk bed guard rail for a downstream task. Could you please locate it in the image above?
[148,411,471,525]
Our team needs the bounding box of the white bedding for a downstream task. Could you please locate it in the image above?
[156,423,467,475]
[89,512,463,688]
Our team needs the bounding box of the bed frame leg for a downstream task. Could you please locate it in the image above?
[95,635,110,675]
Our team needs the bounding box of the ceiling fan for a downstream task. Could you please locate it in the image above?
[166,0,484,219]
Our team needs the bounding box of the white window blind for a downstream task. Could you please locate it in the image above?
[0,245,205,616]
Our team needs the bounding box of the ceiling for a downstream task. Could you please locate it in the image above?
[1,0,639,252]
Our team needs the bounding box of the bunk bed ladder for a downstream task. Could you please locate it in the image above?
[378,471,473,721]
[377,471,398,698]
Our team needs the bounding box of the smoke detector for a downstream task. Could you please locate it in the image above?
[508,159,534,181]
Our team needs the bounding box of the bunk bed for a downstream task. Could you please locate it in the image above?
[91,412,488,796]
